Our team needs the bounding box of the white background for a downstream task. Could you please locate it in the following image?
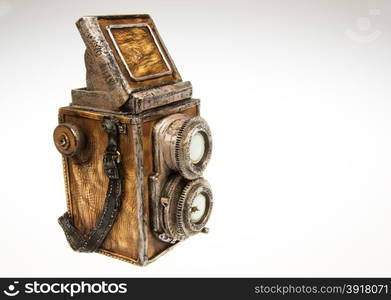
[1,0,391,277]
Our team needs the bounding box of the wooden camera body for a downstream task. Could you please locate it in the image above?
[53,15,213,266]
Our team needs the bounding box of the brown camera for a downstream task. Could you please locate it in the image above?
[53,15,213,266]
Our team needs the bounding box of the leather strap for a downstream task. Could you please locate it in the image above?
[58,117,123,252]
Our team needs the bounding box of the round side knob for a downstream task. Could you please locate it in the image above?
[53,123,85,157]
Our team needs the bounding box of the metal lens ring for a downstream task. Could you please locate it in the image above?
[160,175,187,242]
[179,178,213,235]
[175,116,212,180]
[158,114,212,179]
[160,176,213,241]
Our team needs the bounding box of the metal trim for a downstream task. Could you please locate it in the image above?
[132,122,148,265]
[77,17,132,104]
[106,23,173,82]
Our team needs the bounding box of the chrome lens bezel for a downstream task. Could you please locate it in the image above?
[159,176,213,242]
[175,116,212,180]
[181,178,213,233]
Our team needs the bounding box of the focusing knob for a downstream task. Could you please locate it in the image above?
[53,123,86,157]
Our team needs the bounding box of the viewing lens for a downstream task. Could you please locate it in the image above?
[189,131,206,164]
[157,114,212,180]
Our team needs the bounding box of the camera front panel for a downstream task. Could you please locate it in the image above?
[148,101,213,247]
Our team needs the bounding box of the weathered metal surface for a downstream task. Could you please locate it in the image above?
[76,16,131,108]
[126,81,193,113]
[73,15,185,113]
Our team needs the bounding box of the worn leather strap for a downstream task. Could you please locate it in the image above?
[58,117,123,252]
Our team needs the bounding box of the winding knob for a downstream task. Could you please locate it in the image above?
[53,123,86,157]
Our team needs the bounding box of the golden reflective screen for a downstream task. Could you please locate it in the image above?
[110,26,170,79]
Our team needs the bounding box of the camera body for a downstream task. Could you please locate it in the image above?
[53,15,213,265]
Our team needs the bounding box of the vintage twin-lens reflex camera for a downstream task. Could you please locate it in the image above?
[53,15,213,265]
